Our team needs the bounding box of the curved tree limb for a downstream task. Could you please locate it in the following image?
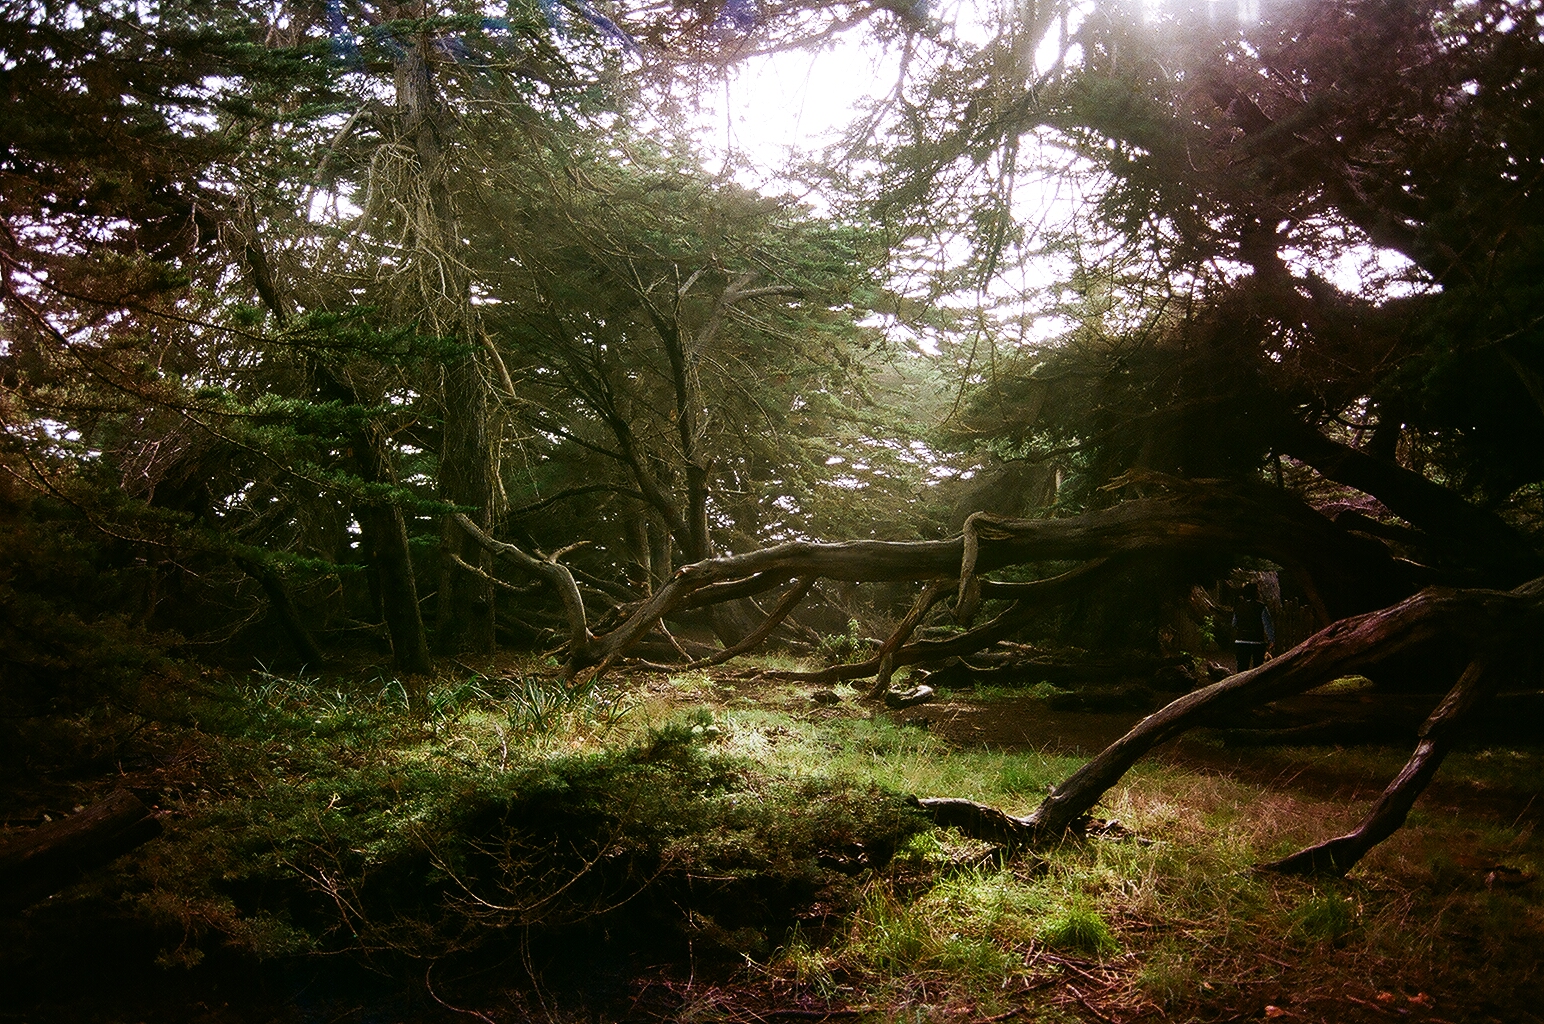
[683,570,799,608]
[914,579,1543,853]
[689,577,815,669]
[453,512,593,671]
[1278,420,1544,585]
[579,537,967,679]
[871,577,958,698]
[1261,654,1502,876]
[448,554,537,595]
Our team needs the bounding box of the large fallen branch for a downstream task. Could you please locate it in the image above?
[916,578,1544,873]
[579,478,1422,681]
[1260,654,1503,875]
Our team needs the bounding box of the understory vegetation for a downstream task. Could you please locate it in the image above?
[4,661,1539,1023]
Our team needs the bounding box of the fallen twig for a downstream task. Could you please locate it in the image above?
[424,963,499,1024]
[1065,983,1120,1024]
[973,1008,1024,1023]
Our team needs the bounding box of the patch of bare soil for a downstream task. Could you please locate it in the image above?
[918,695,1148,754]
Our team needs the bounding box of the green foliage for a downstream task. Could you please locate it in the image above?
[0,490,176,784]
[818,618,870,665]
[501,674,634,737]
[1289,891,1360,946]
[98,681,931,968]
[1038,904,1119,957]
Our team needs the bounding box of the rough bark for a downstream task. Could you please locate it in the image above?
[957,476,1419,620]
[361,496,435,676]
[915,797,1038,849]
[580,537,965,678]
[438,342,497,655]
[0,791,161,912]
[681,570,801,609]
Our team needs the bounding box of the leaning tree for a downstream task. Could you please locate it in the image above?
[545,0,1544,875]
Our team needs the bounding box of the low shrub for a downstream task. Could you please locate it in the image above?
[74,695,932,974]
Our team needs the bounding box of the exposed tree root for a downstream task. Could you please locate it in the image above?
[915,797,1038,849]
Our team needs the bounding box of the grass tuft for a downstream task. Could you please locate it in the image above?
[1039,904,1119,957]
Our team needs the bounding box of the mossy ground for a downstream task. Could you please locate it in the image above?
[2,658,1540,1023]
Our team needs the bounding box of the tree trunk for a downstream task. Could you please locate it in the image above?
[452,513,593,674]
[359,498,434,677]
[235,553,326,667]
[305,351,434,677]
[392,14,498,656]
[577,479,1423,680]
[870,578,959,698]
[438,342,497,655]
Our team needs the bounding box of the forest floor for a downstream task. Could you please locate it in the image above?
[2,657,1541,1024]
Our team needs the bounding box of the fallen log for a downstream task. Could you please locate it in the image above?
[0,790,161,912]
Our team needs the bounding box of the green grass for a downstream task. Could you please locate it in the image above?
[1038,905,1119,957]
[12,662,1542,1024]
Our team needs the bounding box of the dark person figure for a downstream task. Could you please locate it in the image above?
[1232,582,1275,672]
